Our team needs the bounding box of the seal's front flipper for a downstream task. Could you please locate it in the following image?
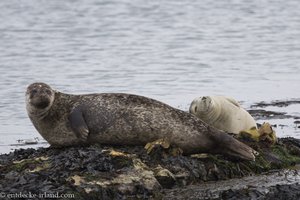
[69,107,89,141]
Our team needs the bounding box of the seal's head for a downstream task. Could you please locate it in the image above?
[189,96,213,117]
[26,82,55,117]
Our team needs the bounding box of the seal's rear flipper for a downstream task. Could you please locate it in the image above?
[208,127,258,161]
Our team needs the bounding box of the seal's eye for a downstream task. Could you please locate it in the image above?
[194,106,198,113]
[45,89,52,95]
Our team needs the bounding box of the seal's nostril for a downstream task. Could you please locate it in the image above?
[202,97,207,100]
[194,106,198,113]
[30,89,38,98]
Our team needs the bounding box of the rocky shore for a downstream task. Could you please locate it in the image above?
[0,137,300,200]
[0,99,300,200]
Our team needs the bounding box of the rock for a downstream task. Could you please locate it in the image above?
[0,137,300,199]
[163,169,300,200]
[250,100,300,108]
[154,165,176,189]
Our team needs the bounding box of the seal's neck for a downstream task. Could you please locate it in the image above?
[26,103,52,120]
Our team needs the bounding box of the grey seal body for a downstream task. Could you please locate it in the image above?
[26,83,257,160]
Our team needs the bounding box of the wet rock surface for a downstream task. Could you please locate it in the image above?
[249,99,300,120]
[247,99,300,140]
[0,137,300,200]
[248,99,300,127]
[163,169,300,200]
[247,109,293,120]
[251,99,300,108]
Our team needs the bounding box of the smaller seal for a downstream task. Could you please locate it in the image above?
[189,96,257,134]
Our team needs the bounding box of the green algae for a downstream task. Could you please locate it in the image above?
[271,145,300,167]
[7,156,49,173]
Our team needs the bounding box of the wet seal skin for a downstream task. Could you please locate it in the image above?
[26,82,257,160]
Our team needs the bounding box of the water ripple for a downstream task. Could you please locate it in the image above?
[0,0,300,143]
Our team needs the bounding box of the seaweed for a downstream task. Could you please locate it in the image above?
[0,137,300,199]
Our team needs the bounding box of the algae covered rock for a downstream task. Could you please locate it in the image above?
[0,137,300,199]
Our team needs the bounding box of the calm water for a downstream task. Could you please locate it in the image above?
[1,0,300,153]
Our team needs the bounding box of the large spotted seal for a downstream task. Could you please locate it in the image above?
[26,83,257,160]
[189,96,257,134]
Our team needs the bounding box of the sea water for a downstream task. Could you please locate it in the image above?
[0,0,300,153]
